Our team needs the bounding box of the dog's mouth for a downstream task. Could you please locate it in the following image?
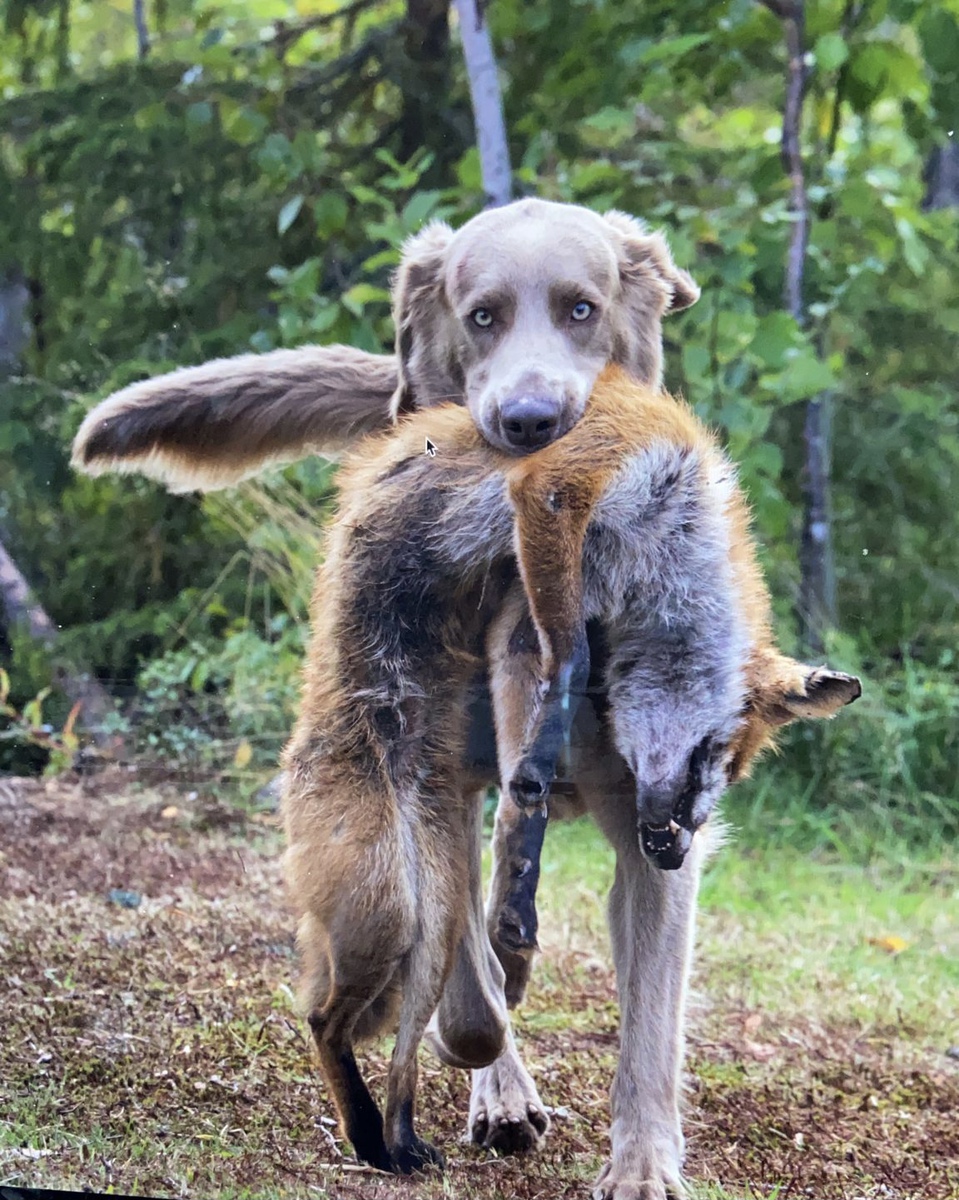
[483,386,586,456]
[639,818,694,871]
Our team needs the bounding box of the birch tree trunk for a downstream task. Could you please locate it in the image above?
[453,0,512,207]
[762,0,835,654]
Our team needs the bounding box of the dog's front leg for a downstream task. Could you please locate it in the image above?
[594,832,705,1200]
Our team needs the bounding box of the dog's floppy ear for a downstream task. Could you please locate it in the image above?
[388,220,458,420]
[603,211,700,313]
[756,665,862,728]
[603,211,700,389]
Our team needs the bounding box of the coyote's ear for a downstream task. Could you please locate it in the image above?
[389,221,457,421]
[757,666,862,728]
[727,662,861,784]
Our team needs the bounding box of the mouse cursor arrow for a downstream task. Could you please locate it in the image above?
[425,437,436,457]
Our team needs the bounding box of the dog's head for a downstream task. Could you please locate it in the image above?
[608,637,861,870]
[388,198,699,455]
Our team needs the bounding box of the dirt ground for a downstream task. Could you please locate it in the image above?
[1,769,957,1200]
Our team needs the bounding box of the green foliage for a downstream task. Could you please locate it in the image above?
[0,666,79,776]
[119,614,306,770]
[0,0,956,852]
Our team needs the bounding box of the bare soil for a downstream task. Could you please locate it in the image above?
[1,770,956,1199]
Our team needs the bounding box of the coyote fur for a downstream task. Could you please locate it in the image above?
[281,364,860,1188]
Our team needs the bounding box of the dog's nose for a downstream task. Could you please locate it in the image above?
[500,396,561,450]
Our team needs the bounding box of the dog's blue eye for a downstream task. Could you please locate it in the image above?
[571,301,593,322]
[472,308,494,328]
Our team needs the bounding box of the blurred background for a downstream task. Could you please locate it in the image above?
[1,0,957,859]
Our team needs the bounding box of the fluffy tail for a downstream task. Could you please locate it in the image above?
[71,345,399,492]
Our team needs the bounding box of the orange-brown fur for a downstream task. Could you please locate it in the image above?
[281,365,860,1183]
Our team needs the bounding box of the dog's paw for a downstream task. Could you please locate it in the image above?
[592,1147,686,1200]
[390,1134,445,1175]
[469,1052,550,1155]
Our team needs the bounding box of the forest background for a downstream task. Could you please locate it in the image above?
[1,0,957,860]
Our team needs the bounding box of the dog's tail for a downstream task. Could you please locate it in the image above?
[71,345,399,493]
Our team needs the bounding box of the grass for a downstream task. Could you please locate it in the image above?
[1,770,957,1199]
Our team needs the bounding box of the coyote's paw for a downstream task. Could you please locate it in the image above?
[390,1134,445,1175]
[469,1051,550,1155]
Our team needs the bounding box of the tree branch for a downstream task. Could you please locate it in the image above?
[270,0,383,56]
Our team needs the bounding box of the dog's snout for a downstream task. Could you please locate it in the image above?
[500,395,562,450]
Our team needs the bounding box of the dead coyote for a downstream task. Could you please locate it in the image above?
[281,364,860,1190]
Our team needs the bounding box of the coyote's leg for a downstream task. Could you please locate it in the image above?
[300,913,401,1173]
[466,788,551,1155]
[485,786,546,1004]
[383,964,449,1174]
[484,586,556,989]
[382,808,477,1174]
[430,785,509,1071]
[308,1016,394,1173]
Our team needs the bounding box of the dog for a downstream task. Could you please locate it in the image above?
[70,198,699,491]
[71,200,704,1164]
[71,200,858,1194]
[282,364,860,1192]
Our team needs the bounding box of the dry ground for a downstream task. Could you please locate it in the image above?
[1,769,957,1199]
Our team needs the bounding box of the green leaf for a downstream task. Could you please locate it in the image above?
[750,441,784,478]
[314,192,348,238]
[896,218,930,276]
[277,195,304,236]
[221,103,268,147]
[402,190,442,232]
[750,313,800,371]
[620,33,709,67]
[186,101,213,130]
[814,32,848,73]
[773,351,837,403]
[455,147,482,191]
[342,284,392,316]
[682,343,711,381]
[0,421,30,451]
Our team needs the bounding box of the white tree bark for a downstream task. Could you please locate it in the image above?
[452,0,512,207]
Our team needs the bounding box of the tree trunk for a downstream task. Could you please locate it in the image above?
[0,272,29,373]
[400,0,452,167]
[453,0,512,207]
[924,139,959,210]
[762,0,835,654]
[0,535,120,747]
[133,0,150,61]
